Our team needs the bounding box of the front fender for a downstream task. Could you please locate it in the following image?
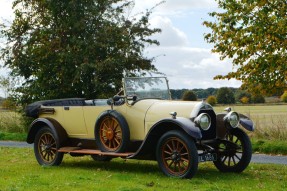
[150,117,202,139]
[216,113,255,132]
[239,114,255,131]
[127,117,201,160]
[26,118,68,145]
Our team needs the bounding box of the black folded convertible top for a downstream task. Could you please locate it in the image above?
[25,98,85,118]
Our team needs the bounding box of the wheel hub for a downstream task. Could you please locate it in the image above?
[171,151,181,162]
[106,128,114,140]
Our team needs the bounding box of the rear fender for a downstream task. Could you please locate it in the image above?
[26,118,68,145]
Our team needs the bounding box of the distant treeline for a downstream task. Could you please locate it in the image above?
[170,88,238,100]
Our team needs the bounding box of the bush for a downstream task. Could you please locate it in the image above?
[206,95,217,106]
[251,94,265,103]
[216,87,235,104]
[240,96,249,104]
[182,90,197,101]
[280,91,287,103]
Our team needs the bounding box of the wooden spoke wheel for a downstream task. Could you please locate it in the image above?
[34,127,63,166]
[162,137,190,175]
[213,128,252,173]
[99,116,123,151]
[156,130,198,178]
[95,111,130,153]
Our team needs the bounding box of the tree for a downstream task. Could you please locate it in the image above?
[182,90,197,101]
[216,87,235,104]
[204,0,287,95]
[0,0,161,104]
[0,76,15,98]
[235,90,251,103]
[251,94,265,103]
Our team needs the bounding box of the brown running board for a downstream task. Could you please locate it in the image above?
[58,147,134,157]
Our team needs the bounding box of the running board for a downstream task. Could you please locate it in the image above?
[58,147,134,157]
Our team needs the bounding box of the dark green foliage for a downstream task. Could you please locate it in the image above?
[251,94,265,103]
[216,87,235,104]
[170,89,188,100]
[1,0,161,104]
[182,90,197,101]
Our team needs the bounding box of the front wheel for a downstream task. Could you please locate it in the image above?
[213,128,252,173]
[156,130,198,178]
[34,127,64,166]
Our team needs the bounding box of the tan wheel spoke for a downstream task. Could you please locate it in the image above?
[166,143,173,152]
[181,152,189,156]
[168,160,175,168]
[164,156,172,160]
[181,157,189,163]
[164,150,172,155]
[171,140,176,150]
[114,137,120,145]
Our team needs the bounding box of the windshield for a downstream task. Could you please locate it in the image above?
[124,77,171,100]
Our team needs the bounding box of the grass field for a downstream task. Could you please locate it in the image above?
[0,147,286,191]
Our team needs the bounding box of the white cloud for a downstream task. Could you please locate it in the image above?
[0,0,13,23]
[146,46,241,89]
[150,16,189,47]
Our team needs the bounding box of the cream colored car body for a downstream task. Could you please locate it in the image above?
[40,99,200,141]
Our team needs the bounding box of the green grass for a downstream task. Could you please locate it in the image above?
[0,132,27,141]
[0,147,286,191]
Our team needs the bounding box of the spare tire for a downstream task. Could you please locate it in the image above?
[95,110,130,153]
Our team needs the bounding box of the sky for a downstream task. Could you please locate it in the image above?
[0,0,242,97]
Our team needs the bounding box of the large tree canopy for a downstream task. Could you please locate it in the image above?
[204,0,287,95]
[0,0,161,104]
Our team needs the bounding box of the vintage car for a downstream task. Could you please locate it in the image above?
[26,77,254,178]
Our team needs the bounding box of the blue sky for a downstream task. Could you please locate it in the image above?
[0,0,241,97]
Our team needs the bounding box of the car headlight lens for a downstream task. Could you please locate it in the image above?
[194,113,211,130]
[224,111,240,128]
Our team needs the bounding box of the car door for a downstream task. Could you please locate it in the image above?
[62,106,88,138]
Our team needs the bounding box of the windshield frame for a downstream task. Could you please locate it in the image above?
[123,77,172,101]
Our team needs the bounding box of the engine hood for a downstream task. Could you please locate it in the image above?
[145,100,210,123]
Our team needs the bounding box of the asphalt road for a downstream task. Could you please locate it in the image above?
[0,141,286,165]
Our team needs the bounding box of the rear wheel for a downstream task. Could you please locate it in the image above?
[34,127,63,166]
[95,111,130,153]
[156,130,198,178]
[213,128,252,172]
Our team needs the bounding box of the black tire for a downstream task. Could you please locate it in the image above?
[91,155,112,162]
[34,127,64,166]
[95,111,130,153]
[156,130,198,178]
[213,128,252,173]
